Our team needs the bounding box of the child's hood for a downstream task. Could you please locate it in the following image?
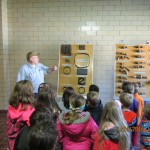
[58,112,91,135]
[7,104,34,120]
[104,126,119,143]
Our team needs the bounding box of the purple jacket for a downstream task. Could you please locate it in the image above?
[57,112,98,150]
[6,104,35,150]
[129,98,138,113]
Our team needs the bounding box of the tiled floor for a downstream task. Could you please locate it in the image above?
[0,110,7,150]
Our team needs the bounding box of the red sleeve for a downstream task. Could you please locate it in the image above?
[93,133,100,150]
[93,133,119,150]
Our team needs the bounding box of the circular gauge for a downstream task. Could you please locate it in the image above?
[63,66,71,75]
[78,87,85,94]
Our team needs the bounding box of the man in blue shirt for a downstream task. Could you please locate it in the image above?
[17,51,57,96]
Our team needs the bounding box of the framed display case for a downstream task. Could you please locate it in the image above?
[57,44,93,96]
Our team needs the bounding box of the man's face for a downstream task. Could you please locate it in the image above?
[30,55,39,65]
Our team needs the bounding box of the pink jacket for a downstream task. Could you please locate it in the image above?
[57,112,98,150]
[6,103,35,150]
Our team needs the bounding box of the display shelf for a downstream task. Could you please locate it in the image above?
[115,44,150,99]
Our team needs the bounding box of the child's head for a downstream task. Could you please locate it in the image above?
[133,83,139,94]
[89,84,99,93]
[28,120,58,150]
[62,87,75,109]
[143,104,150,120]
[30,108,53,127]
[119,93,133,108]
[37,83,61,113]
[38,83,54,98]
[87,91,100,107]
[69,94,85,111]
[64,94,85,124]
[122,81,134,94]
[9,80,34,110]
[101,101,126,126]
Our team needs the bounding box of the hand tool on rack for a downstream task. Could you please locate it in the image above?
[133,65,145,69]
[134,55,145,58]
[118,79,125,82]
[120,46,128,49]
[119,63,130,72]
[117,55,129,60]
[133,75,148,79]
[119,68,128,75]
[134,50,145,53]
[118,86,122,89]
[138,45,144,48]
[134,61,146,64]
[118,91,122,94]
[118,76,127,80]
[139,92,145,95]
[136,82,144,87]
[116,52,127,55]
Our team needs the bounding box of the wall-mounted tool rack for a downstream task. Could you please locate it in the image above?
[115,44,150,99]
[57,44,93,97]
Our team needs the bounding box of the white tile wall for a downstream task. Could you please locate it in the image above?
[0,0,9,110]
[1,0,150,109]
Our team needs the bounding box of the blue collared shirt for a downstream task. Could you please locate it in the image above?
[17,63,49,93]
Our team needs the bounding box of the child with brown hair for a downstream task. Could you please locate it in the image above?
[57,94,98,150]
[119,93,138,147]
[89,84,99,93]
[28,120,58,150]
[62,86,75,110]
[122,81,138,113]
[140,104,150,149]
[84,91,103,126]
[37,82,62,122]
[6,80,35,150]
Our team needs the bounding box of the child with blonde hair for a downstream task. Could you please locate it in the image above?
[57,94,98,150]
[119,93,138,147]
[120,93,137,127]
[93,101,130,150]
[6,80,35,150]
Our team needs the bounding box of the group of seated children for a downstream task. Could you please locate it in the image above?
[6,80,150,150]
[6,80,60,150]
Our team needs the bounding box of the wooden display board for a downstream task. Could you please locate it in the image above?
[115,44,150,99]
[57,44,93,96]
